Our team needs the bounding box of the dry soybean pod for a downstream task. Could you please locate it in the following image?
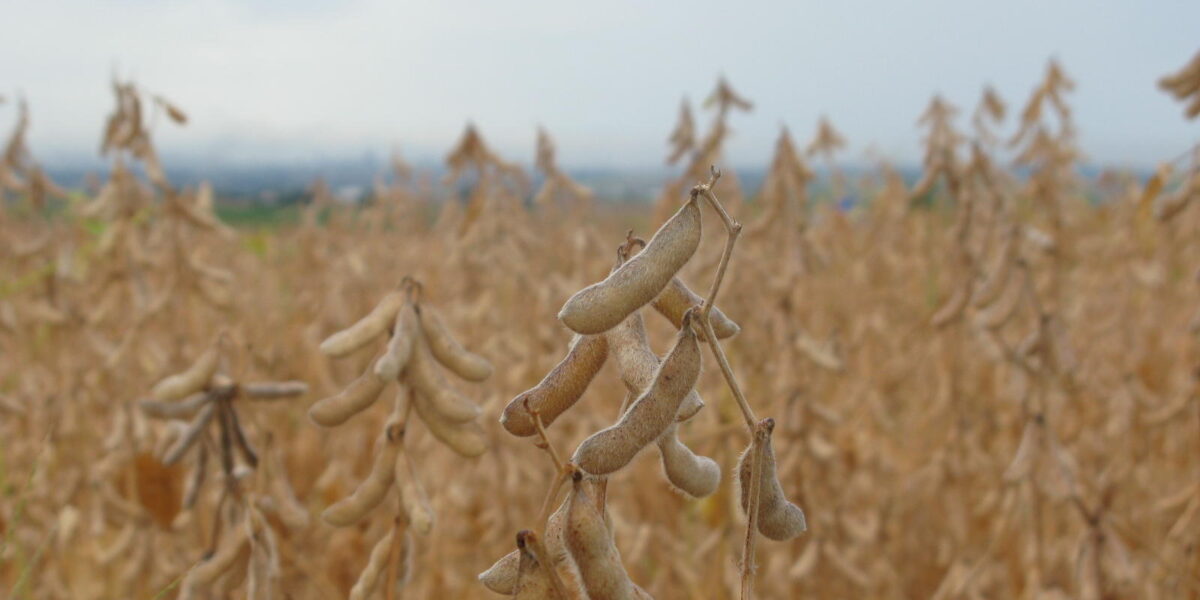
[308,360,388,427]
[479,474,581,596]
[177,526,252,600]
[478,550,520,595]
[397,451,434,535]
[348,529,395,600]
[141,390,211,419]
[931,278,972,327]
[240,381,309,400]
[737,418,807,541]
[163,401,217,466]
[573,310,701,476]
[412,391,488,457]
[321,424,402,526]
[606,309,704,423]
[319,291,405,357]
[652,276,740,339]
[405,336,481,423]
[514,530,559,600]
[480,490,579,596]
[972,230,1014,307]
[501,334,609,437]
[151,330,225,401]
[657,423,720,498]
[375,300,419,381]
[418,304,493,382]
[183,441,209,509]
[976,261,1029,330]
[565,471,637,600]
[388,526,414,595]
[222,397,259,468]
[559,197,701,334]
[542,502,589,600]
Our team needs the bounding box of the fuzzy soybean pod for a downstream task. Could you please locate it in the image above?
[397,453,434,535]
[565,472,638,600]
[479,510,560,596]
[478,550,520,595]
[240,381,309,400]
[413,392,488,457]
[177,527,252,600]
[931,278,972,328]
[975,270,1024,330]
[606,310,703,422]
[479,494,583,596]
[972,232,1014,308]
[322,427,401,526]
[349,529,398,600]
[657,423,720,498]
[405,336,481,423]
[319,291,405,357]
[514,531,558,600]
[573,312,701,476]
[151,331,224,401]
[141,390,211,419]
[163,402,217,466]
[375,301,419,381]
[559,198,701,335]
[501,334,609,437]
[419,305,493,381]
[183,443,208,509]
[543,495,590,600]
[308,361,388,427]
[737,418,807,541]
[652,276,740,339]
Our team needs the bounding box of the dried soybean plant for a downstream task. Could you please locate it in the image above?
[654,77,753,224]
[972,86,1007,148]
[137,329,311,599]
[1160,50,1200,120]
[363,149,427,235]
[665,98,696,166]
[747,127,826,273]
[533,127,594,218]
[0,96,68,214]
[1009,60,1079,310]
[311,276,493,595]
[78,79,216,326]
[1152,149,1200,223]
[804,116,848,200]
[1151,50,1200,223]
[908,96,965,206]
[98,77,187,192]
[441,123,530,239]
[485,166,804,599]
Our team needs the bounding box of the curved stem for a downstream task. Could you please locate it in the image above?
[741,421,768,600]
[691,166,757,431]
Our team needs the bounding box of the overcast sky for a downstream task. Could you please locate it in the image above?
[1,0,1197,169]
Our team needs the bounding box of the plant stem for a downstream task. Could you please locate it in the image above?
[693,168,742,322]
[691,166,757,431]
[741,421,768,600]
[526,399,564,472]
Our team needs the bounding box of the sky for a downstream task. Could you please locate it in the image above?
[1,0,1197,170]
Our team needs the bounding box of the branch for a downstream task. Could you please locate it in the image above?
[740,419,770,600]
[690,166,757,430]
